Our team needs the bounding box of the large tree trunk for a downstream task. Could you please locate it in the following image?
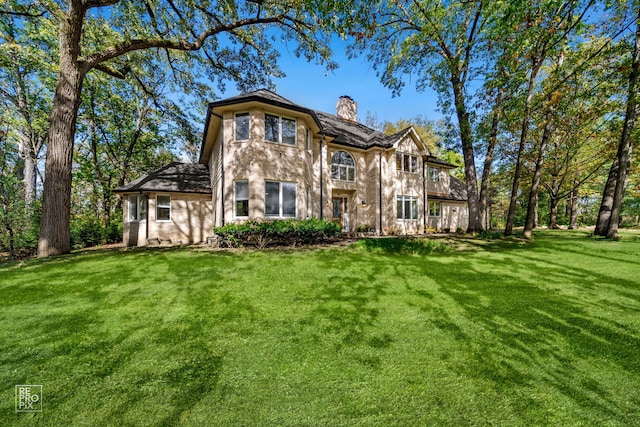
[505,56,544,237]
[451,76,483,233]
[37,3,87,257]
[568,183,578,229]
[594,160,617,235]
[605,10,639,239]
[523,108,553,238]
[480,94,501,230]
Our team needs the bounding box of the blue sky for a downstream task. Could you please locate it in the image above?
[223,40,443,125]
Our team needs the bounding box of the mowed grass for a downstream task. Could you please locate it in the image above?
[1,230,639,426]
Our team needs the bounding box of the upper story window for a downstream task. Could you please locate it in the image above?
[428,166,441,182]
[265,113,296,146]
[235,112,249,141]
[331,151,356,182]
[396,153,419,174]
[305,128,311,150]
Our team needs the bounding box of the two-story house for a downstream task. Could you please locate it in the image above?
[115,89,468,246]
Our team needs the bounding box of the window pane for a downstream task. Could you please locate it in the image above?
[236,200,248,217]
[282,183,296,217]
[235,181,248,216]
[410,156,418,173]
[235,181,248,200]
[396,153,402,171]
[397,198,403,219]
[235,113,249,140]
[331,164,339,179]
[347,167,355,181]
[282,118,296,145]
[339,166,348,181]
[265,182,280,216]
[265,114,279,142]
[157,195,170,221]
[411,199,418,219]
[404,200,411,220]
[140,197,147,218]
[129,196,138,221]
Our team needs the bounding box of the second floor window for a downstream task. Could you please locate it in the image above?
[331,151,356,181]
[428,166,441,182]
[265,114,296,145]
[235,112,249,141]
[396,153,418,174]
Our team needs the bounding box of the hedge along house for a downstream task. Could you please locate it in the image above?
[116,89,468,246]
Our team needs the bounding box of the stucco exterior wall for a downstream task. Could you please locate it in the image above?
[394,136,425,234]
[122,192,213,246]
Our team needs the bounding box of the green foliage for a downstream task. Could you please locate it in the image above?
[354,236,451,255]
[70,217,123,249]
[214,218,341,248]
[476,230,504,240]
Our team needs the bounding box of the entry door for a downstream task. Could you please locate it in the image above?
[332,197,350,232]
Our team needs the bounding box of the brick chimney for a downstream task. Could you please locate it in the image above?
[336,95,357,122]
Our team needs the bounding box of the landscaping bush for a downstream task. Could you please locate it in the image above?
[213,218,341,248]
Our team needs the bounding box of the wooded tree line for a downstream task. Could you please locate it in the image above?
[0,0,638,259]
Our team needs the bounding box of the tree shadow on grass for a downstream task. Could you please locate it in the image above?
[408,248,640,424]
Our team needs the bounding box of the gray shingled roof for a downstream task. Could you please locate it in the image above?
[114,162,211,194]
[313,110,391,149]
[429,176,468,201]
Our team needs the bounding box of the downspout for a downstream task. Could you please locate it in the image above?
[422,157,427,232]
[379,148,384,234]
[319,133,325,219]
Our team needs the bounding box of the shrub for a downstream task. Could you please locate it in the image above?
[213,218,341,248]
[355,237,451,255]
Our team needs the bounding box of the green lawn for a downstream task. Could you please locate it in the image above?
[1,230,639,426]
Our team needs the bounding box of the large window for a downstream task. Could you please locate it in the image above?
[235,112,249,141]
[428,166,441,182]
[396,153,419,174]
[265,181,296,217]
[128,195,147,221]
[331,151,356,181]
[397,196,418,220]
[429,201,441,217]
[234,181,249,217]
[265,114,296,145]
[156,195,171,221]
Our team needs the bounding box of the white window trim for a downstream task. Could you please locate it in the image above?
[428,166,441,182]
[331,151,356,182]
[265,113,297,146]
[156,194,171,222]
[396,152,419,174]
[397,195,419,220]
[429,201,441,217]
[235,112,250,141]
[234,180,249,218]
[265,181,297,218]
[128,194,147,222]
